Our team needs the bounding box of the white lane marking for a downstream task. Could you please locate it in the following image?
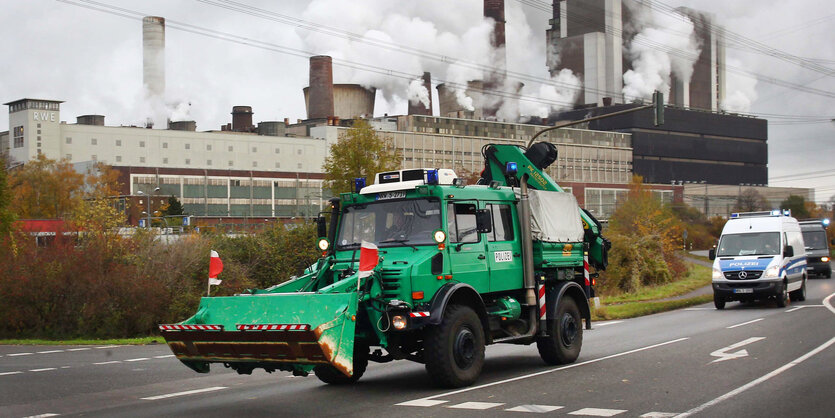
[447,402,504,410]
[398,338,689,405]
[641,413,678,418]
[684,308,713,311]
[710,337,766,363]
[95,345,121,349]
[37,350,65,354]
[141,386,228,401]
[785,307,803,313]
[568,407,627,416]
[153,355,175,359]
[396,399,449,407]
[67,348,91,351]
[124,358,150,362]
[506,404,564,413]
[93,361,121,365]
[29,368,57,372]
[594,320,624,328]
[726,318,763,329]
[677,291,835,417]
[60,366,71,369]
[23,414,60,418]
[7,352,34,357]
[0,371,23,376]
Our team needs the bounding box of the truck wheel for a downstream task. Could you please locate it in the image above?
[714,294,725,310]
[536,297,583,365]
[314,343,369,385]
[776,282,788,308]
[424,304,485,388]
[790,277,806,302]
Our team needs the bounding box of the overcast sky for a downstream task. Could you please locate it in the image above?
[2,0,834,202]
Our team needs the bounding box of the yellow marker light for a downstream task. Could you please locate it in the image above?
[392,315,407,330]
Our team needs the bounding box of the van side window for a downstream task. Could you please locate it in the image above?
[447,203,479,244]
[487,204,514,242]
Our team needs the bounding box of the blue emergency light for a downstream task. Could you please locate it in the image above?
[823,218,831,227]
[730,213,739,218]
[506,162,518,175]
[770,210,781,216]
[426,169,439,185]
[353,177,366,193]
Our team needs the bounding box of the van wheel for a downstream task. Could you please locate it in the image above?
[714,295,726,310]
[425,305,485,388]
[314,342,369,385]
[776,282,788,308]
[790,277,806,302]
[537,297,583,365]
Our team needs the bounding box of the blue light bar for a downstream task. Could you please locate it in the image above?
[783,209,791,217]
[823,218,831,227]
[426,169,439,185]
[506,162,518,175]
[770,210,780,216]
[353,177,366,193]
[730,213,739,218]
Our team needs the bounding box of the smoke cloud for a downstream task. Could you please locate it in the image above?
[721,58,757,112]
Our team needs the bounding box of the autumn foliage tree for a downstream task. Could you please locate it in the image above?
[0,155,14,236]
[322,119,401,195]
[600,175,685,294]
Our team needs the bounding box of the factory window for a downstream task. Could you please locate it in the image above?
[275,162,280,168]
[37,123,41,128]
[37,130,41,134]
[37,136,41,141]
[66,137,71,144]
[139,141,145,148]
[116,139,121,146]
[66,154,72,160]
[275,148,280,154]
[185,158,191,165]
[163,158,168,164]
[13,126,24,148]
[297,149,302,155]
[207,144,212,151]
[185,143,191,150]
[207,160,212,166]
[297,163,302,169]
[228,145,233,152]
[91,138,97,145]
[252,161,258,168]
[140,157,145,163]
[252,146,257,153]
[116,156,122,162]
[162,142,167,149]
[228,160,233,167]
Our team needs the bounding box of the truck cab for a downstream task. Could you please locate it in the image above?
[709,210,807,308]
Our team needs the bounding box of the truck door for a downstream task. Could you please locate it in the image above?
[447,202,489,293]
[485,203,523,292]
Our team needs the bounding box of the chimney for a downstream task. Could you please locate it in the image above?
[408,72,433,116]
[602,97,613,106]
[231,106,254,132]
[142,17,165,99]
[306,55,335,120]
[483,0,506,119]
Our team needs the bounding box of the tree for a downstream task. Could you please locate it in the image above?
[322,119,401,195]
[162,196,185,216]
[71,162,126,234]
[780,195,810,219]
[734,188,769,212]
[8,154,85,219]
[0,155,14,235]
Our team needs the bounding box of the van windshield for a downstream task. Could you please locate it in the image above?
[717,232,780,257]
[336,199,441,250]
[802,231,828,250]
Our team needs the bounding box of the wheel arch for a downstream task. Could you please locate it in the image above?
[428,283,492,344]
[548,281,592,330]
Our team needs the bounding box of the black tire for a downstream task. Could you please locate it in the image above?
[714,294,726,310]
[776,281,788,308]
[790,277,806,302]
[536,297,583,365]
[424,304,485,388]
[314,342,369,385]
[826,271,832,279]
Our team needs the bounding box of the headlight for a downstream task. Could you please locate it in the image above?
[392,315,407,330]
[712,268,723,280]
[433,230,446,243]
[822,256,830,263]
[763,265,780,278]
[317,238,329,251]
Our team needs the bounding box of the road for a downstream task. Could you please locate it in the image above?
[2,277,834,417]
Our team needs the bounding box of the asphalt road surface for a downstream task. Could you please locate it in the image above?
[3,275,834,418]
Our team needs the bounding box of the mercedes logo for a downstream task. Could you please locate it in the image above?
[738,271,748,279]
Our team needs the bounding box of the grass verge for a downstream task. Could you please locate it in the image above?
[600,263,711,304]
[0,336,162,346]
[592,294,712,321]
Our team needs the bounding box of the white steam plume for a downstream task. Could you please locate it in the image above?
[518,69,582,119]
[407,77,430,108]
[721,57,757,113]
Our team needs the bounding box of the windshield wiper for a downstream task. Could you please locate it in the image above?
[380,238,418,251]
[338,242,361,250]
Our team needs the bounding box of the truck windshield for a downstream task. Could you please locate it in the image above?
[802,230,828,250]
[336,199,441,249]
[717,232,780,257]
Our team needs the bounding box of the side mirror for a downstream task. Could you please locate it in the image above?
[475,209,492,234]
[316,216,327,239]
[708,248,716,260]
[783,245,794,258]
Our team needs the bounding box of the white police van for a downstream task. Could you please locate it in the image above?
[709,210,807,309]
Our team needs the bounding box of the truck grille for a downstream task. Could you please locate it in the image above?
[381,269,405,299]
[724,270,763,280]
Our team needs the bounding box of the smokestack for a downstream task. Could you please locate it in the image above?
[408,72,433,116]
[483,0,506,119]
[306,55,335,120]
[142,16,165,99]
[484,0,506,51]
[231,106,254,132]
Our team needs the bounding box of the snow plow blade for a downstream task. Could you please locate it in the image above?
[160,292,358,377]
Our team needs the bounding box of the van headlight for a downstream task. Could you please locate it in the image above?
[712,268,723,280]
[763,265,780,278]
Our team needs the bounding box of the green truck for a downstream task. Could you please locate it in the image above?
[160,142,610,388]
